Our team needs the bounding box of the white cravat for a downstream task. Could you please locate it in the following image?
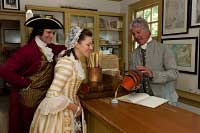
[35,36,54,62]
[141,36,152,50]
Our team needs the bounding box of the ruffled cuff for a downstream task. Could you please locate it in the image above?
[38,95,72,115]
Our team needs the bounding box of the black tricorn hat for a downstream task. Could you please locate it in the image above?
[24,16,64,29]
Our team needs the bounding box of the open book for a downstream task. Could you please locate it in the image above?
[117,93,168,108]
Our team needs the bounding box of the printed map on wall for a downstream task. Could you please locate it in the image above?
[168,44,191,67]
[162,37,197,74]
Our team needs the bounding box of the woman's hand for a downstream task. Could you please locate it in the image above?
[74,105,82,117]
[65,103,82,117]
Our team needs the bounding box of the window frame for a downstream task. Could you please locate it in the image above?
[128,0,162,52]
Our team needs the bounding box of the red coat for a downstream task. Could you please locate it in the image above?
[0,39,66,89]
[0,39,66,133]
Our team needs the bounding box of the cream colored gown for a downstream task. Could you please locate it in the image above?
[30,54,85,133]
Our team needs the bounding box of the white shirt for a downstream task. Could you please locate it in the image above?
[141,36,152,50]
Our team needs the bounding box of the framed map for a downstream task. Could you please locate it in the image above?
[198,30,200,89]
[162,37,198,74]
[190,0,200,27]
[162,0,189,35]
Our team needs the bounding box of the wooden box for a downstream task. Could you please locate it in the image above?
[78,74,127,99]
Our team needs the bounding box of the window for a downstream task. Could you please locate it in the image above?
[128,0,162,49]
[128,0,162,68]
[134,5,158,48]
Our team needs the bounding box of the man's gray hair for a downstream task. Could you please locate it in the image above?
[130,17,150,32]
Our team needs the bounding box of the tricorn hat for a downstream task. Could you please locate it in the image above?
[24,16,64,29]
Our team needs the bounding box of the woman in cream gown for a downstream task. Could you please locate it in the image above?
[30,26,93,133]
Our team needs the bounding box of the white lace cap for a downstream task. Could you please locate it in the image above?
[65,26,83,49]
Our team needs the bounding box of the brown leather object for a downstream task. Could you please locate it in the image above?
[78,74,121,99]
[121,70,141,91]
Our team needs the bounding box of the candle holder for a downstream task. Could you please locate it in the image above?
[88,67,102,82]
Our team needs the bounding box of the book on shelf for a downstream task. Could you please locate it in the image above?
[99,17,108,29]
[117,93,168,108]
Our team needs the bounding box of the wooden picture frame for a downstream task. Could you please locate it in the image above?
[190,0,200,27]
[2,0,20,10]
[198,30,200,89]
[162,37,198,74]
[162,0,189,35]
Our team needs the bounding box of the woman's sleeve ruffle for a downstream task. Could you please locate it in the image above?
[37,95,72,115]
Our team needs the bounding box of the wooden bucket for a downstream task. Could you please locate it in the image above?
[121,70,141,91]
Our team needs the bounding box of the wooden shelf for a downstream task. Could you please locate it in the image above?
[100,29,123,32]
[99,44,121,47]
[0,10,26,45]
[2,44,20,48]
[177,89,200,108]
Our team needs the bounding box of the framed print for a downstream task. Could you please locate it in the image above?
[2,0,20,10]
[162,37,198,74]
[162,0,189,35]
[198,30,200,89]
[190,0,200,27]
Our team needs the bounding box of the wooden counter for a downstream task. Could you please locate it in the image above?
[81,98,200,133]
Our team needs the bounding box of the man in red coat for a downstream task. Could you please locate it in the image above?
[0,16,66,133]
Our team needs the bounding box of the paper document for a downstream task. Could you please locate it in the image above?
[117,93,168,108]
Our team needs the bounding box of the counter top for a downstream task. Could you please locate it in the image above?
[82,98,200,133]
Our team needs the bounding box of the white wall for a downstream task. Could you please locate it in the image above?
[21,0,121,12]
